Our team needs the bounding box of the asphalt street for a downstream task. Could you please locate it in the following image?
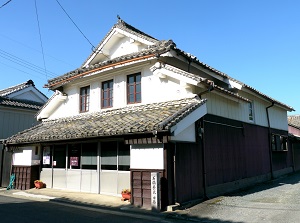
[174,172,300,222]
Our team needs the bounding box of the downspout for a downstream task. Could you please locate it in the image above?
[200,119,208,200]
[173,142,178,205]
[266,101,275,179]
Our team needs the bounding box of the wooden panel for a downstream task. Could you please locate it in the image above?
[204,114,273,187]
[175,142,204,203]
[293,143,300,171]
[12,165,39,190]
[131,169,165,210]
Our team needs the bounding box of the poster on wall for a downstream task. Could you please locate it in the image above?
[70,157,79,166]
[43,147,50,165]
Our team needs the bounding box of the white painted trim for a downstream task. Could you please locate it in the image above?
[170,103,207,136]
[37,91,67,120]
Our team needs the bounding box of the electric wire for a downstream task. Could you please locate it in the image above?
[0,33,76,68]
[0,52,56,77]
[55,0,96,51]
[0,0,12,9]
[0,61,52,81]
[0,49,57,77]
[34,0,48,81]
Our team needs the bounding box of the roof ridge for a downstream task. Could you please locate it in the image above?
[80,18,159,68]
[0,80,34,97]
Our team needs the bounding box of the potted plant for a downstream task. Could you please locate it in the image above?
[34,180,44,189]
[121,188,131,201]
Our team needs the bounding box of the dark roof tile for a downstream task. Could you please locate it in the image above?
[6,96,206,144]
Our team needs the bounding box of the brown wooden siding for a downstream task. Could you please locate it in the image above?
[131,169,165,209]
[175,142,204,203]
[204,114,270,187]
[292,142,300,171]
[12,165,40,190]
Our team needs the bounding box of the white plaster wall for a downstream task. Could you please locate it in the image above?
[13,147,33,166]
[171,123,196,142]
[49,86,80,119]
[110,37,140,59]
[130,144,164,170]
[46,63,195,120]
[204,90,289,131]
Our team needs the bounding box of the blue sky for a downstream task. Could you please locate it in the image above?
[0,0,299,114]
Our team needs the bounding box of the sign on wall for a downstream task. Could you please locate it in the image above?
[43,147,50,165]
[70,157,79,166]
[151,172,160,210]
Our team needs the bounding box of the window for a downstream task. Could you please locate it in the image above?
[81,143,97,170]
[101,142,117,170]
[101,142,130,171]
[272,134,288,151]
[68,144,81,169]
[53,145,66,168]
[127,73,141,104]
[248,102,254,121]
[102,80,113,108]
[80,86,90,112]
[118,143,130,171]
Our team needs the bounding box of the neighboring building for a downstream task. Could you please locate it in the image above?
[5,19,294,210]
[288,115,300,172]
[0,80,48,187]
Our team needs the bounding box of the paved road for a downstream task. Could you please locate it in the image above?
[0,195,181,223]
[174,172,300,222]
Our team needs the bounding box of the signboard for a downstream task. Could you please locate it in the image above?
[43,147,50,165]
[151,172,160,210]
[70,157,79,166]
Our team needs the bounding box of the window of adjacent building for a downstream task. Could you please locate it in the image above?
[248,101,254,121]
[102,80,113,108]
[272,134,288,151]
[127,72,141,104]
[80,86,90,112]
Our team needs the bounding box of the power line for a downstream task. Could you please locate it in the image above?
[55,0,96,51]
[0,48,57,78]
[0,33,76,68]
[34,0,48,81]
[0,0,12,9]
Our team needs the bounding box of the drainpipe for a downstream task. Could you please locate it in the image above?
[266,102,275,179]
[173,142,178,205]
[198,81,215,98]
[200,119,208,200]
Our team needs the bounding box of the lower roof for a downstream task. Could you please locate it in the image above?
[6,96,206,145]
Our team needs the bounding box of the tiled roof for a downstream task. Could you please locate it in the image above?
[0,80,35,97]
[288,115,300,129]
[158,63,249,102]
[44,19,293,111]
[0,97,44,110]
[0,80,46,110]
[45,40,174,89]
[81,18,158,68]
[6,96,206,144]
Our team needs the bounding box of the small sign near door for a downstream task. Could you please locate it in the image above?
[151,172,160,210]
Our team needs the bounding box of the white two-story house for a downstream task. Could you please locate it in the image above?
[5,19,294,210]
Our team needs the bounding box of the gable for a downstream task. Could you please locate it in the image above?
[8,87,48,104]
[82,19,158,68]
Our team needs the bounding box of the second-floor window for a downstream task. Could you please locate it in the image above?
[102,80,113,108]
[127,72,141,104]
[248,101,254,121]
[80,86,90,112]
